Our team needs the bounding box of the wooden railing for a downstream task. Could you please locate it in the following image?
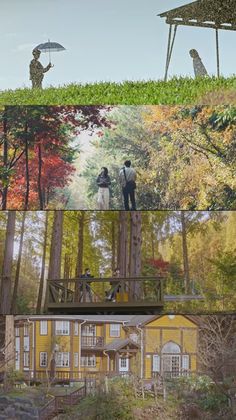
[39,385,86,420]
[81,335,104,348]
[39,397,57,420]
[24,370,102,382]
[157,370,192,379]
[24,370,134,384]
[46,276,164,306]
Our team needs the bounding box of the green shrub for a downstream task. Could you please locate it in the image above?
[199,392,228,411]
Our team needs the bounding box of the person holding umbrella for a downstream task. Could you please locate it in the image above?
[30,40,65,89]
[29,48,53,89]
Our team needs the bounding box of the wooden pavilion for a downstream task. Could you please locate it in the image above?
[159,0,236,80]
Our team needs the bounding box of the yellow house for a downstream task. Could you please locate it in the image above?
[13,315,198,381]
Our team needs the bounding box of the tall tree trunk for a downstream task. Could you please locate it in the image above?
[64,252,71,278]
[129,212,142,298]
[180,212,191,294]
[24,123,30,211]
[2,112,8,210]
[151,230,155,259]
[75,213,85,300]
[37,211,49,312]
[11,212,26,313]
[0,211,16,314]
[37,143,44,210]
[118,212,128,277]
[111,220,116,272]
[75,212,85,277]
[48,211,63,279]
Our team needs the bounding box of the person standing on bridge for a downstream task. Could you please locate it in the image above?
[119,160,137,211]
[29,48,53,88]
[189,49,208,78]
[80,268,93,302]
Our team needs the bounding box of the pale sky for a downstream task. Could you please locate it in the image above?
[1,0,235,89]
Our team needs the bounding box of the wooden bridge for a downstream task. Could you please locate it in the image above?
[45,276,165,314]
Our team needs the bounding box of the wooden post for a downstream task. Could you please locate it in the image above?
[164,24,178,82]
[216,28,220,77]
[83,280,86,302]
[164,24,172,81]
[105,375,109,394]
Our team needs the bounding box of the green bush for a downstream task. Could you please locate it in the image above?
[199,392,228,411]
[67,378,136,420]
[175,374,213,393]
[172,374,228,413]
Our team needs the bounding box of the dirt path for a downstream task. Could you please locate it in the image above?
[66,132,97,209]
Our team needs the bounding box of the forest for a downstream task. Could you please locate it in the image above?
[0,105,235,210]
[0,210,235,314]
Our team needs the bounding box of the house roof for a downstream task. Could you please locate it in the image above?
[14,315,134,324]
[14,314,201,327]
[104,338,140,351]
[126,315,157,327]
[126,314,201,327]
[159,0,236,31]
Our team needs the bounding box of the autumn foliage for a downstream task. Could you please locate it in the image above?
[147,258,170,273]
[0,106,109,209]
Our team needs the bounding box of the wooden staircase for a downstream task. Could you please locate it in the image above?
[39,385,86,420]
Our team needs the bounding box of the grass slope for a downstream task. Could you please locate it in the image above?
[0,76,235,105]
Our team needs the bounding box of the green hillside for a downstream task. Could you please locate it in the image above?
[0,76,235,105]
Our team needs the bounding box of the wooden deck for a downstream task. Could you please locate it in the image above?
[45,276,165,314]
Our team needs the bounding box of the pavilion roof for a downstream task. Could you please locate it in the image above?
[159,0,236,31]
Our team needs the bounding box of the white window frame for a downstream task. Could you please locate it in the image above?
[40,352,48,367]
[40,320,48,335]
[152,354,160,372]
[109,324,120,338]
[15,336,20,371]
[82,324,96,336]
[23,351,30,368]
[15,326,20,337]
[119,357,129,372]
[182,355,190,370]
[74,322,79,336]
[24,336,30,351]
[55,352,70,367]
[74,352,79,368]
[55,321,70,336]
[81,354,96,367]
[24,323,29,336]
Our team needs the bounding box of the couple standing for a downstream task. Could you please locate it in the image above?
[96,160,137,210]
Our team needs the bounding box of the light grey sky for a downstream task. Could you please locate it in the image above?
[1,0,235,89]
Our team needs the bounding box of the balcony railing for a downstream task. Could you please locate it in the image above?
[81,335,104,348]
[45,276,164,314]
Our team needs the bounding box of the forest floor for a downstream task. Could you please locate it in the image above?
[0,77,235,105]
